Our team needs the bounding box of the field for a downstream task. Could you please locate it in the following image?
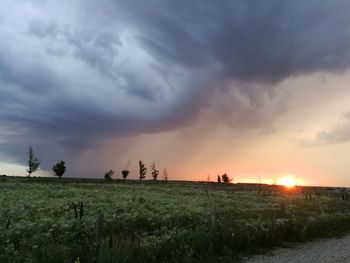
[1,177,350,263]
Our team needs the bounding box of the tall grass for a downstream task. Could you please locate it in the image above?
[0,178,349,262]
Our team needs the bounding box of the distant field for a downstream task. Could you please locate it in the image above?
[0,177,350,263]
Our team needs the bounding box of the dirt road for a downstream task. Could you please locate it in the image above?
[244,234,350,263]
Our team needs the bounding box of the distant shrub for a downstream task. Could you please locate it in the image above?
[217,175,221,183]
[221,173,232,183]
[121,170,129,180]
[104,170,115,181]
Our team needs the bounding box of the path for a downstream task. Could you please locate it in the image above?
[243,234,350,263]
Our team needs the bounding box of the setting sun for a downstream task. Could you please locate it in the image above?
[277,175,297,188]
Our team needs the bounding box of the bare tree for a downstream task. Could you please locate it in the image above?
[206,174,211,182]
[151,162,159,181]
[104,170,114,181]
[163,168,168,182]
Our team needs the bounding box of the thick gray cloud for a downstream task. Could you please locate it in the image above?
[117,1,350,80]
[1,0,350,174]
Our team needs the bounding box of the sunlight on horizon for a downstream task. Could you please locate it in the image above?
[277,175,304,188]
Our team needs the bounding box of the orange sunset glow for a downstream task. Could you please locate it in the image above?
[278,176,296,188]
[277,175,304,188]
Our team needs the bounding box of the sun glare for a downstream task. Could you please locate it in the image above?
[278,175,297,188]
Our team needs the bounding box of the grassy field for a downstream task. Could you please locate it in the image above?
[0,177,350,263]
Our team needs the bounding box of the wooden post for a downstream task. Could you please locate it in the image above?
[96,214,104,243]
[211,207,216,228]
[6,216,10,230]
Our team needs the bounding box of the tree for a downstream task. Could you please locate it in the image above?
[221,173,232,183]
[121,170,129,180]
[52,160,66,179]
[139,161,147,180]
[104,170,114,181]
[163,168,168,182]
[27,146,40,177]
[150,162,159,181]
[217,175,221,183]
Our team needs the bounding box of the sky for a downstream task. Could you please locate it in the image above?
[1,1,350,186]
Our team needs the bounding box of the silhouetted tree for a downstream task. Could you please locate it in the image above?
[163,168,168,182]
[221,173,232,183]
[139,161,147,180]
[150,162,159,181]
[27,146,40,177]
[121,170,129,180]
[104,170,114,181]
[52,160,66,179]
[217,175,221,183]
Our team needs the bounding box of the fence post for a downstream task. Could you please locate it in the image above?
[96,214,104,243]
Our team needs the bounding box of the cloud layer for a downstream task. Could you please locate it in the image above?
[1,1,350,175]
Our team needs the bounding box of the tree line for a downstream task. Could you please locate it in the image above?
[25,146,169,181]
[25,146,233,183]
[104,161,166,181]
[27,146,66,179]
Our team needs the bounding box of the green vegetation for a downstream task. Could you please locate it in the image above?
[0,178,350,263]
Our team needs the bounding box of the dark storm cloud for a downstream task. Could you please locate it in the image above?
[27,18,120,75]
[0,51,60,94]
[117,0,350,82]
[1,0,350,169]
